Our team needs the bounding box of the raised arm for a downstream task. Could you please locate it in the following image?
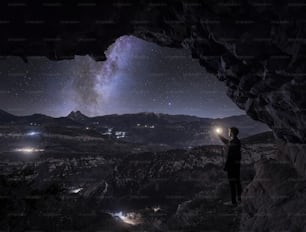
[218,134,229,144]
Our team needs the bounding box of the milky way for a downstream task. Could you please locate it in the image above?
[63,36,145,115]
[0,36,244,118]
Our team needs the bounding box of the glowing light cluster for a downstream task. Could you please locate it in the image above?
[152,206,161,212]
[15,147,44,153]
[113,211,142,225]
[26,131,40,136]
[69,188,83,194]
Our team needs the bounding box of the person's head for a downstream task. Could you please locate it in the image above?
[228,127,239,139]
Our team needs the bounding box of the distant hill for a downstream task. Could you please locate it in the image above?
[0,109,17,122]
[0,109,270,148]
[67,111,89,121]
[0,110,80,127]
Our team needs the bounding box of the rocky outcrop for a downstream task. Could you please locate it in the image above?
[67,111,89,121]
[241,158,306,231]
[168,192,242,232]
[130,1,306,176]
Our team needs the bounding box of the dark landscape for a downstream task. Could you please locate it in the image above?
[0,110,274,231]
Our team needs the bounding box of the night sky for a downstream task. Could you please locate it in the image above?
[0,36,243,118]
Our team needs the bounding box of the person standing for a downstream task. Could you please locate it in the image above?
[218,127,242,206]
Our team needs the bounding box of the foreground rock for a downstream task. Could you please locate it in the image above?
[241,158,306,231]
[0,133,276,231]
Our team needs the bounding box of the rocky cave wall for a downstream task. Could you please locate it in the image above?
[129,0,306,176]
[1,1,306,230]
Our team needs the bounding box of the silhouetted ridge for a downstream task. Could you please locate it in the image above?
[67,111,88,121]
[0,109,17,122]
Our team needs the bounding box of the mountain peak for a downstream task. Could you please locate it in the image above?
[67,111,88,121]
[0,109,14,116]
[0,109,8,113]
[0,109,17,122]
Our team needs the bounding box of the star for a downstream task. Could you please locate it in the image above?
[0,35,244,118]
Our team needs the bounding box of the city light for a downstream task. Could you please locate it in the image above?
[15,147,44,154]
[69,188,83,194]
[26,131,40,136]
[112,211,142,225]
[152,206,161,212]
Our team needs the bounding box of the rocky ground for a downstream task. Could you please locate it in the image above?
[0,131,276,231]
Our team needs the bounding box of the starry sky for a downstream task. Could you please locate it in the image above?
[0,36,244,118]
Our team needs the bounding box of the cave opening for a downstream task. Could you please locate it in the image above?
[0,35,245,119]
[0,35,273,232]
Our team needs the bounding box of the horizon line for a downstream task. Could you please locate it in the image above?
[0,108,246,120]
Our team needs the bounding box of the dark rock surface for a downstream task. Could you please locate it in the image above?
[241,158,306,231]
[0,136,273,232]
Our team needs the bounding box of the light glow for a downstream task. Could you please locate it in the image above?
[70,188,83,194]
[215,127,223,134]
[15,147,44,153]
[26,131,40,136]
[112,211,142,225]
[152,206,161,212]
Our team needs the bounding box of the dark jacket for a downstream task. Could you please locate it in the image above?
[218,135,241,172]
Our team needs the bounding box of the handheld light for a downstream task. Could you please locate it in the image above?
[215,127,223,135]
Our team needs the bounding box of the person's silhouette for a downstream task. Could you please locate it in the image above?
[218,127,242,206]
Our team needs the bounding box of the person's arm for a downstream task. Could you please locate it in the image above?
[218,134,228,144]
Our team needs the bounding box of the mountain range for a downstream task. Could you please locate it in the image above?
[0,109,270,149]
